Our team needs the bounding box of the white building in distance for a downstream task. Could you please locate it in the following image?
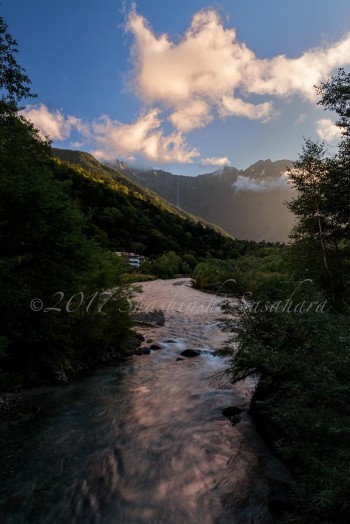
[114,251,147,269]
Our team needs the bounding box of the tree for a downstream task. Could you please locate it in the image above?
[317,69,350,243]
[286,69,350,307]
[287,140,339,304]
[0,17,132,385]
[316,68,350,136]
[153,251,181,278]
[0,16,35,116]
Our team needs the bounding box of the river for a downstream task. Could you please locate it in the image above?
[0,279,293,523]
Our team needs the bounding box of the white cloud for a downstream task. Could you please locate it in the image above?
[70,141,85,148]
[219,96,275,121]
[169,100,213,132]
[127,8,350,131]
[91,109,199,163]
[22,9,350,167]
[201,157,229,167]
[316,118,342,142]
[244,39,350,101]
[19,9,350,167]
[23,104,199,164]
[233,173,289,192]
[21,104,86,140]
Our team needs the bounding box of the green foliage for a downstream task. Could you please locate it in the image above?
[192,259,237,293]
[0,16,35,107]
[316,68,350,134]
[151,251,181,278]
[0,21,133,386]
[220,284,350,523]
[138,251,196,279]
[287,139,350,307]
[192,246,288,295]
[0,114,134,382]
[220,69,350,522]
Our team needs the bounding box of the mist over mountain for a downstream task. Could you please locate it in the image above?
[110,158,296,242]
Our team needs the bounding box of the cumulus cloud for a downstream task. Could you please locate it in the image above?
[23,104,199,164]
[91,109,199,163]
[201,157,229,167]
[21,9,350,166]
[169,100,213,132]
[316,118,342,142]
[219,96,274,121]
[21,104,86,140]
[127,8,350,131]
[233,173,289,192]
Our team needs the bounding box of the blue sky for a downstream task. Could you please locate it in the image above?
[2,0,350,174]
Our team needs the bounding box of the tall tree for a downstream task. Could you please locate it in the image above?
[316,68,350,136]
[0,17,131,383]
[286,68,350,307]
[317,68,350,243]
[287,141,341,304]
[0,16,35,116]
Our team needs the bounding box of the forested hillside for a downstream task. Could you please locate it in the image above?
[53,148,232,237]
[52,149,255,260]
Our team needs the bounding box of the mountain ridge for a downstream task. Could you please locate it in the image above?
[108,158,295,242]
[53,148,295,242]
[52,148,233,239]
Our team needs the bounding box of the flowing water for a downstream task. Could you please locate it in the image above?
[0,279,292,524]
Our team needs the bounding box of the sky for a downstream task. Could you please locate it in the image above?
[1,0,350,175]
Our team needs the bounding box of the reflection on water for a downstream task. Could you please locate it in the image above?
[0,279,292,523]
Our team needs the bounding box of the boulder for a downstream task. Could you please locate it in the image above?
[180,349,201,358]
[141,347,151,355]
[150,344,162,350]
[222,406,244,418]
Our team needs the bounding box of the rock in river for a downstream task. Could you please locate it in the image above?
[222,406,244,418]
[180,349,202,358]
[150,344,162,350]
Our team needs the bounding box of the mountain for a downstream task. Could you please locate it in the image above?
[111,159,296,242]
[51,148,251,260]
[53,148,231,238]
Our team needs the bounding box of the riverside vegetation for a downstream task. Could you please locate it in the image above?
[194,72,350,523]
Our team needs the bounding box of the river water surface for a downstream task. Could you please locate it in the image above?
[0,279,292,524]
